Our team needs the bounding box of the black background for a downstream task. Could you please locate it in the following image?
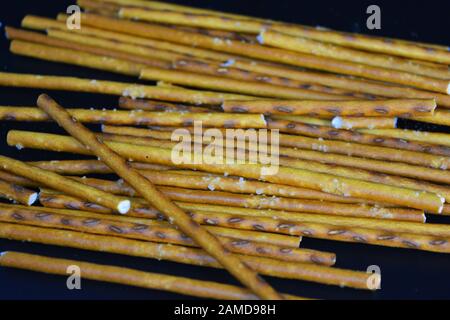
[0,0,450,300]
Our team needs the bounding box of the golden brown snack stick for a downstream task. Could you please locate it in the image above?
[0,106,266,128]
[140,67,345,100]
[331,117,397,129]
[9,130,444,212]
[80,14,450,94]
[114,2,450,60]
[0,251,306,300]
[34,191,450,253]
[171,59,362,98]
[96,130,450,184]
[267,119,450,157]
[118,97,212,112]
[275,133,450,173]
[36,191,300,248]
[0,155,130,214]
[10,40,146,77]
[260,30,450,80]
[180,203,450,238]
[0,72,253,105]
[222,99,436,117]
[31,160,172,175]
[43,178,423,222]
[12,130,450,204]
[23,15,241,63]
[120,8,449,79]
[112,2,446,50]
[37,94,283,299]
[5,27,170,69]
[47,28,188,62]
[0,222,374,289]
[271,115,331,126]
[73,169,386,205]
[68,13,450,106]
[0,180,37,206]
[359,129,450,148]
[0,206,309,263]
[411,110,450,127]
[277,149,450,185]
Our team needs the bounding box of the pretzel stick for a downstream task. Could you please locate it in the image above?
[0,223,373,289]
[0,206,309,263]
[180,203,450,238]
[31,197,450,253]
[359,129,450,148]
[23,15,240,64]
[222,99,436,117]
[10,130,444,212]
[83,0,450,54]
[275,133,450,171]
[0,180,37,206]
[171,59,362,98]
[79,13,450,94]
[31,160,171,174]
[11,130,450,203]
[331,117,397,129]
[69,13,450,106]
[0,154,130,214]
[118,97,212,112]
[10,40,148,77]
[0,72,253,105]
[411,110,450,127]
[115,3,450,61]
[5,27,170,69]
[96,131,450,183]
[0,106,266,128]
[42,179,423,221]
[260,30,450,80]
[0,251,307,300]
[266,119,450,157]
[37,94,283,299]
[121,8,450,79]
[74,169,386,205]
[140,67,345,100]
[37,190,300,248]
[46,28,189,62]
[270,116,331,126]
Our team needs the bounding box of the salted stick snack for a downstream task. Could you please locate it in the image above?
[78,13,450,94]
[9,130,445,213]
[0,106,266,129]
[6,27,170,69]
[10,40,147,77]
[69,13,450,107]
[116,3,450,64]
[0,72,253,105]
[139,67,345,100]
[0,224,373,288]
[0,251,305,300]
[359,129,450,148]
[266,119,450,157]
[118,97,212,112]
[260,30,450,80]
[0,155,130,214]
[0,179,37,206]
[222,99,436,117]
[120,8,449,79]
[36,94,283,300]
[0,206,310,263]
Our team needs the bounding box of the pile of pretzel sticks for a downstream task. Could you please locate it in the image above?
[0,0,449,299]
